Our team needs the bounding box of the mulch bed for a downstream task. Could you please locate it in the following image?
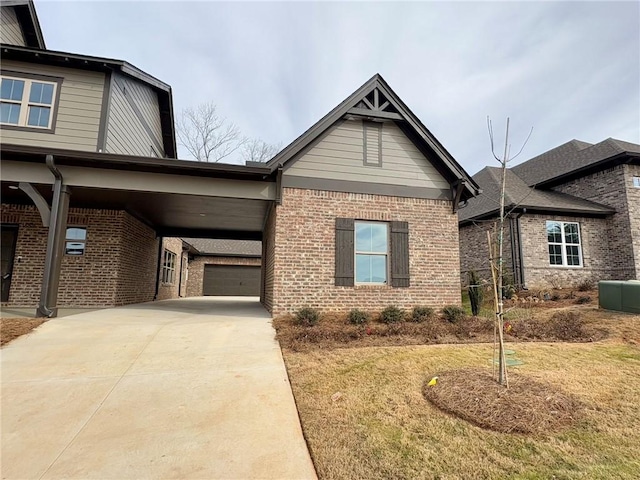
[274,309,608,351]
[0,317,46,346]
[422,367,583,434]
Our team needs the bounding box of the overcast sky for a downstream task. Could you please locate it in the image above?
[36,1,639,174]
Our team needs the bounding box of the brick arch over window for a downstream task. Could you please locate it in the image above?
[334,218,409,287]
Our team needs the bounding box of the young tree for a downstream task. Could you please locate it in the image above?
[176,102,244,162]
[487,117,532,386]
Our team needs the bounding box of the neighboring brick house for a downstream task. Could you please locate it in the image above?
[459,138,640,289]
[182,239,261,297]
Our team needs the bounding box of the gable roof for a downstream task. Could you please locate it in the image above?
[458,166,615,224]
[182,238,261,257]
[266,74,480,200]
[1,44,177,158]
[1,0,45,48]
[512,138,640,187]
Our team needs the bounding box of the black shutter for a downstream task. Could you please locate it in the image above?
[335,218,354,286]
[390,221,410,287]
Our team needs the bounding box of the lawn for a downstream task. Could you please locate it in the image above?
[282,308,640,479]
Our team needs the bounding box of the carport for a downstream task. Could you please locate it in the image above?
[1,143,278,317]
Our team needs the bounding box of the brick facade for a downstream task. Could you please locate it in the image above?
[459,163,639,290]
[1,204,159,307]
[186,256,261,297]
[552,164,637,281]
[156,237,186,301]
[265,187,461,316]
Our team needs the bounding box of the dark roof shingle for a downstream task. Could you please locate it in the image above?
[182,239,261,256]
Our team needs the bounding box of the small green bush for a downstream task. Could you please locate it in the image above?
[347,309,369,325]
[294,307,320,326]
[442,305,466,323]
[379,305,405,324]
[411,306,435,323]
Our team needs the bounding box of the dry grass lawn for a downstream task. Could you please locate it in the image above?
[283,307,640,479]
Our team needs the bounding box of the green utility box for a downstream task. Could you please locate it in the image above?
[599,280,640,314]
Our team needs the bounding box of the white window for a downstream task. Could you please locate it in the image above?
[0,75,58,129]
[161,250,177,284]
[546,221,582,267]
[65,227,87,255]
[355,221,388,283]
[633,176,640,188]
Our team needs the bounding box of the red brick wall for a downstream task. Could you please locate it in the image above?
[269,188,461,316]
[115,213,159,305]
[186,255,261,297]
[1,204,159,307]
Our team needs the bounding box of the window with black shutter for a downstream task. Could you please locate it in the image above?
[335,218,409,287]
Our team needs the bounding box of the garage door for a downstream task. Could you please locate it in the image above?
[203,265,261,296]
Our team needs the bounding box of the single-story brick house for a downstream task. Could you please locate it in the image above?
[1,1,481,316]
[459,138,640,289]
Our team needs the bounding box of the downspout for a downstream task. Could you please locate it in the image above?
[509,215,518,288]
[514,210,526,289]
[36,155,71,318]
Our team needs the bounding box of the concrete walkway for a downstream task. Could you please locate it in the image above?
[1,297,317,480]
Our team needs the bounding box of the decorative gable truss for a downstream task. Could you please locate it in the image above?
[348,87,402,121]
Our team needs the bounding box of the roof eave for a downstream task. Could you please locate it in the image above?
[1,143,274,180]
[459,204,615,226]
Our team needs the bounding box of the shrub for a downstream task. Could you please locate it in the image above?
[575,295,592,305]
[547,311,587,341]
[347,309,369,325]
[379,306,405,324]
[294,307,320,326]
[442,305,466,323]
[468,270,483,316]
[576,278,595,292]
[551,294,561,301]
[411,306,435,323]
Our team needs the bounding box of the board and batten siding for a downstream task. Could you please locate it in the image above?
[0,60,104,151]
[0,7,25,46]
[285,119,449,189]
[105,72,164,157]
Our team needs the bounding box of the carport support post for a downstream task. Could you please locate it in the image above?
[36,160,71,318]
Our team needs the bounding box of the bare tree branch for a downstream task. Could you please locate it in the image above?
[176,102,244,162]
[241,139,282,163]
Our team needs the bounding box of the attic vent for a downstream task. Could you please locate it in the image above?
[363,121,382,166]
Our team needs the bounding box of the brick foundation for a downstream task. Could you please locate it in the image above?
[266,187,461,316]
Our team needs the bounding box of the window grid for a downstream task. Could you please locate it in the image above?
[546,221,582,267]
[354,221,389,284]
[0,75,57,129]
[161,250,177,284]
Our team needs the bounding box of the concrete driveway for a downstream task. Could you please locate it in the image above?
[1,297,316,480]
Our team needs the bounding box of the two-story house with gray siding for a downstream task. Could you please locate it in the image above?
[459,138,640,289]
[2,1,481,317]
[1,0,185,309]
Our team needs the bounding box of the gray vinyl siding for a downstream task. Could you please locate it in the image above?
[285,120,449,189]
[0,60,104,151]
[0,7,25,46]
[105,72,164,157]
